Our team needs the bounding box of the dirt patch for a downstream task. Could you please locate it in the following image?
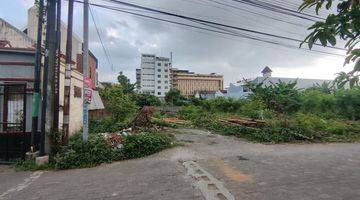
[215,159,253,182]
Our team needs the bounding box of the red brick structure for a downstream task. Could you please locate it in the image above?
[76,51,98,89]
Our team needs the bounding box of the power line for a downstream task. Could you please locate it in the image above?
[231,0,325,21]
[72,0,345,57]
[89,5,115,72]
[203,0,309,28]
[100,0,345,51]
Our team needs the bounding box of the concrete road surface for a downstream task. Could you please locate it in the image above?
[1,128,359,200]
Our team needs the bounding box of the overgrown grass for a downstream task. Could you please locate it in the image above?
[178,106,360,143]
[17,132,174,171]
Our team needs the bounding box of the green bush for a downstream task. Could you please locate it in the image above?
[201,97,243,113]
[89,117,128,133]
[300,90,338,118]
[121,133,173,159]
[335,88,360,120]
[100,85,138,122]
[179,105,202,120]
[53,133,115,169]
[133,93,162,107]
[249,80,301,114]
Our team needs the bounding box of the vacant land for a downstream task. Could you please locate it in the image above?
[1,128,360,200]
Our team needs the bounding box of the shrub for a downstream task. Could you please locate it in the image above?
[121,133,173,159]
[89,117,128,133]
[100,85,138,122]
[53,133,115,169]
[165,89,185,106]
[249,80,301,114]
[179,105,202,120]
[201,97,243,113]
[335,88,360,120]
[300,90,338,118]
[133,93,162,107]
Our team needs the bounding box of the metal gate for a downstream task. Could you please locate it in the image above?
[0,83,32,163]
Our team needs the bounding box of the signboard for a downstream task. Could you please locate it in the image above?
[83,76,93,104]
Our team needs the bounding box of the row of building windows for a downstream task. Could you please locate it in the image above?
[157,75,169,78]
[157,63,169,67]
[143,61,155,64]
[142,85,155,87]
[157,80,169,84]
[157,69,169,72]
[157,86,169,89]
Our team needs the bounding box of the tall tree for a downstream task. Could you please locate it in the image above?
[117,72,135,94]
[299,0,360,88]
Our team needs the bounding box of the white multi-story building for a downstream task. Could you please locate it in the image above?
[138,54,171,97]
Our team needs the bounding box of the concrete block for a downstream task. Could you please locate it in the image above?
[25,151,39,160]
[35,155,49,166]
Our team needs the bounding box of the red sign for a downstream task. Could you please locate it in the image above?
[83,76,93,103]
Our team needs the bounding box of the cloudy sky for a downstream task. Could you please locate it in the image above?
[0,0,352,86]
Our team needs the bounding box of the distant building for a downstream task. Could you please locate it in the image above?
[171,68,224,97]
[135,68,141,90]
[227,66,332,99]
[139,54,171,97]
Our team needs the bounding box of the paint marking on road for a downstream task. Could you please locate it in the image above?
[0,171,43,200]
[183,161,235,200]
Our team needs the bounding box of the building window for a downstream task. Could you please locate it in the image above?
[164,75,168,78]
[164,69,168,72]
[74,86,82,98]
[158,75,161,78]
[165,81,168,84]
[157,69,161,72]
[165,63,168,67]
[165,86,168,89]
[158,80,161,84]
[157,63,161,66]
[158,92,161,95]
[158,86,161,89]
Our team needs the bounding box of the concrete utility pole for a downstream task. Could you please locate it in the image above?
[31,0,44,152]
[41,0,57,155]
[83,0,90,141]
[54,0,61,133]
[63,0,74,146]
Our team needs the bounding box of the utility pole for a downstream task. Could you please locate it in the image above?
[83,0,90,141]
[40,0,57,155]
[54,0,61,133]
[31,0,44,152]
[63,0,74,146]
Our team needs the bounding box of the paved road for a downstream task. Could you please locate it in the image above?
[1,128,360,200]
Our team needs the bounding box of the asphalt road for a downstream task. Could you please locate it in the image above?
[1,128,359,200]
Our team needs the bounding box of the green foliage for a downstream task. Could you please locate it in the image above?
[133,93,162,107]
[248,80,301,114]
[300,90,338,118]
[100,85,138,125]
[165,89,185,106]
[179,105,202,120]
[201,97,243,113]
[299,0,360,88]
[89,117,128,133]
[53,133,115,169]
[240,97,268,119]
[121,133,173,159]
[335,88,360,120]
[48,129,62,154]
[117,72,136,94]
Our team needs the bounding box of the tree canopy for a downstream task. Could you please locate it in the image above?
[299,0,360,88]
